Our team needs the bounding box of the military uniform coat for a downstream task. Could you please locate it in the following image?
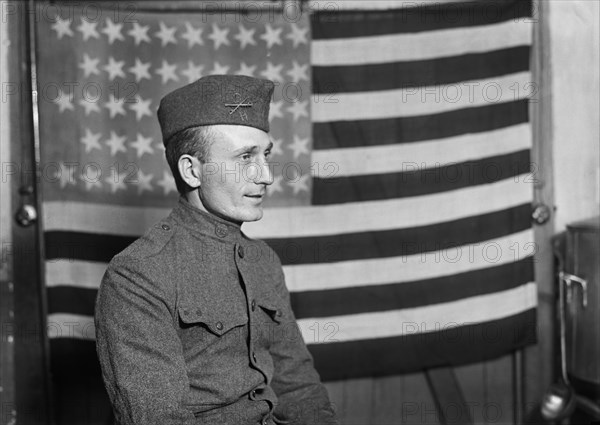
[95,198,337,425]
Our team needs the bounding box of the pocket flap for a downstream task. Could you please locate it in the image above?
[178,303,247,336]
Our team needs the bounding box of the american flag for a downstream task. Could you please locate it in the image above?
[37,0,536,419]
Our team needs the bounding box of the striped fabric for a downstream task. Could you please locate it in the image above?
[39,1,535,403]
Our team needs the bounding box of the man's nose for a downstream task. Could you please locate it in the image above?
[248,159,273,185]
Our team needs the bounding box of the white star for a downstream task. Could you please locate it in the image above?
[269,100,284,121]
[181,61,204,83]
[78,53,100,77]
[234,25,256,49]
[102,18,124,44]
[135,169,154,194]
[181,22,203,48]
[105,131,127,156]
[103,56,126,80]
[77,18,99,41]
[51,17,74,39]
[56,162,77,188]
[208,23,230,50]
[129,58,151,82]
[53,89,74,113]
[105,168,128,193]
[80,128,102,153]
[155,60,179,84]
[155,21,177,47]
[157,171,177,195]
[210,61,230,75]
[104,94,126,118]
[287,23,308,48]
[81,170,103,191]
[288,135,310,159]
[260,24,283,49]
[130,133,154,158]
[287,100,308,121]
[236,62,256,76]
[269,175,284,194]
[127,22,151,45]
[260,62,284,82]
[78,98,101,115]
[128,96,152,121]
[270,137,283,157]
[286,61,309,82]
[289,173,310,195]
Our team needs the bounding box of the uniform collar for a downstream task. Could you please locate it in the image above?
[172,196,244,243]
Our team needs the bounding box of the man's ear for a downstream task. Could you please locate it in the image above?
[178,154,202,189]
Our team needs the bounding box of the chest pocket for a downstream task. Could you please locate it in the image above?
[177,299,248,337]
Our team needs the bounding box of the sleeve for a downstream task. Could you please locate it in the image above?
[94,257,196,425]
[268,258,339,425]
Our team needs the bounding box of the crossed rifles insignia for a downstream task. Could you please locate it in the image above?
[224,92,253,122]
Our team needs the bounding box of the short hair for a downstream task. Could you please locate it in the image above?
[164,126,220,195]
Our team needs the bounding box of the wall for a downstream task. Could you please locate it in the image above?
[549,0,600,231]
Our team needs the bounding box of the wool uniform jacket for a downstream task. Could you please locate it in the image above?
[95,198,338,425]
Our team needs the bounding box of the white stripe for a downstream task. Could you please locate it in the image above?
[312,19,532,66]
[298,282,537,344]
[44,203,169,235]
[283,229,535,292]
[312,124,531,177]
[246,176,533,238]
[48,282,536,343]
[312,72,531,123]
[46,260,107,289]
[309,1,474,11]
[47,229,535,292]
[47,313,96,340]
[44,177,533,240]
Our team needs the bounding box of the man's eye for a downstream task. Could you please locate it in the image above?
[241,153,251,161]
[264,151,271,159]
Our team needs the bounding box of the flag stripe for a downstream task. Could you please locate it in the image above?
[44,176,533,239]
[46,282,536,343]
[282,229,534,292]
[312,72,531,122]
[291,258,534,318]
[311,1,533,39]
[313,99,528,149]
[311,19,532,66]
[311,309,537,381]
[313,123,531,177]
[297,282,536,343]
[313,46,530,94]
[266,204,531,265]
[47,258,533,318]
[44,204,531,265]
[46,229,534,293]
[313,150,531,204]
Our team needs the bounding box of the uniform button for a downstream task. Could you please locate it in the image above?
[275,310,282,318]
[182,309,189,316]
[215,321,223,330]
[161,224,170,231]
[215,224,228,238]
[251,299,256,311]
[252,351,257,362]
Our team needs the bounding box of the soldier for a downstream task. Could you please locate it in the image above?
[95,75,338,425]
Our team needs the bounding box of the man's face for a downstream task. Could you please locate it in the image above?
[198,125,273,224]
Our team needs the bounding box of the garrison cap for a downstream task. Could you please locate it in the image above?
[157,74,274,145]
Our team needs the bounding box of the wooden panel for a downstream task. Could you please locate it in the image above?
[9,3,54,424]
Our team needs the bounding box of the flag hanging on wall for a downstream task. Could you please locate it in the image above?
[36,0,536,421]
